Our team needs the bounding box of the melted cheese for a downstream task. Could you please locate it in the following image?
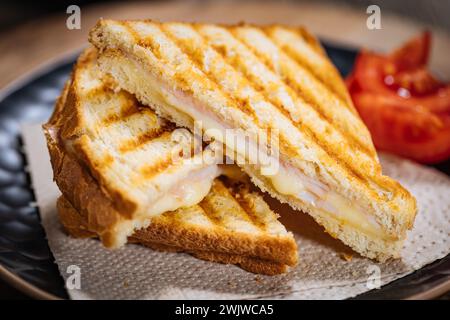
[146,172,217,215]
[62,124,221,248]
[269,166,305,198]
[268,165,387,238]
[139,75,389,239]
[320,192,390,239]
[112,164,220,248]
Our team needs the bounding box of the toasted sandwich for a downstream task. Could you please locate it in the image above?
[44,47,297,274]
[57,175,298,275]
[43,48,222,248]
[90,20,417,261]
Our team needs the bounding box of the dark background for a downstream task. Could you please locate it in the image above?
[0,0,449,32]
[0,0,448,300]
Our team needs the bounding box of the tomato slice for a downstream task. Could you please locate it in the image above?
[353,52,450,113]
[353,92,450,164]
[352,51,388,93]
[392,67,441,96]
[347,31,450,164]
[390,31,431,70]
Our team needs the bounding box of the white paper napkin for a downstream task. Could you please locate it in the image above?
[21,123,450,300]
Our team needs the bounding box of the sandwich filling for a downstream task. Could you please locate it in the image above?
[53,124,222,248]
[105,57,392,241]
[141,164,221,217]
[61,128,221,219]
[111,163,222,247]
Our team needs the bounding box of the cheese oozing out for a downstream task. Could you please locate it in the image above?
[61,130,222,248]
[142,164,221,218]
[115,163,223,248]
[121,69,388,240]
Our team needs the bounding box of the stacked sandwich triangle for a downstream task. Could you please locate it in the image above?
[43,20,416,275]
[44,48,297,275]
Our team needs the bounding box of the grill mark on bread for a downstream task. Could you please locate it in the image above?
[157,24,258,121]
[92,23,394,195]
[230,28,376,184]
[104,22,382,194]
[87,21,418,257]
[228,26,375,158]
[100,99,141,126]
[196,182,226,228]
[183,25,373,184]
[262,26,351,107]
[121,21,257,122]
[121,21,162,60]
[139,153,175,180]
[201,29,363,179]
[57,191,297,272]
[199,180,257,231]
[118,128,173,153]
[292,27,326,55]
[84,83,112,100]
[279,42,350,106]
[231,185,268,232]
[160,24,314,169]
[91,152,114,170]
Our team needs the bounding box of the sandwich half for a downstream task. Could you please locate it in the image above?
[90,20,417,261]
[57,175,298,275]
[43,48,222,248]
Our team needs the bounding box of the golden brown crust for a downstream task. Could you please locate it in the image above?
[46,127,127,247]
[189,251,288,275]
[89,19,416,200]
[59,48,139,216]
[243,165,403,262]
[46,99,297,257]
[43,47,224,247]
[51,144,297,264]
[57,195,293,275]
[43,79,128,248]
[45,47,297,269]
[129,240,288,275]
[132,216,298,266]
[56,196,97,238]
[49,47,223,225]
[260,25,353,107]
[88,19,417,260]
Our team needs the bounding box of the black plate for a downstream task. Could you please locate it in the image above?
[0,44,448,300]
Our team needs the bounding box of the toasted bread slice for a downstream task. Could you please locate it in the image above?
[90,20,417,261]
[43,48,222,248]
[57,175,298,275]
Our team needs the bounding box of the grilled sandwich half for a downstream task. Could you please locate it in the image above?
[43,48,222,248]
[57,174,298,275]
[90,20,417,261]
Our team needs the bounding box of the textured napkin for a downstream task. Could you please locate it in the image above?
[22,123,450,300]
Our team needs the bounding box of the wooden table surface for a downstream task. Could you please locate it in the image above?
[0,0,449,300]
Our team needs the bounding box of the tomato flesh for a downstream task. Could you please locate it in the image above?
[347,32,450,164]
